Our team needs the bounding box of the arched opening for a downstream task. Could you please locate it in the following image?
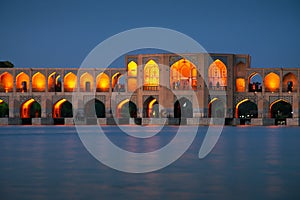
[32,72,46,92]
[16,72,30,92]
[96,72,110,92]
[174,98,193,118]
[270,100,292,119]
[80,72,94,92]
[48,72,61,92]
[282,72,297,92]
[127,61,137,77]
[248,72,262,92]
[53,99,73,118]
[143,96,159,118]
[112,72,125,92]
[264,72,280,92]
[84,99,106,118]
[236,78,245,92]
[0,99,9,118]
[170,59,197,90]
[208,98,225,118]
[20,99,41,118]
[144,60,159,91]
[0,72,13,92]
[236,99,258,119]
[127,61,138,92]
[208,59,227,90]
[117,99,137,118]
[64,72,77,92]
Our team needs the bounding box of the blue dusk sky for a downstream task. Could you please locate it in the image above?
[0,0,299,68]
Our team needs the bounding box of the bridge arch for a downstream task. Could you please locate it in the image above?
[264,72,280,92]
[84,99,106,118]
[143,96,159,118]
[174,97,193,118]
[53,99,73,118]
[20,98,41,118]
[0,72,13,92]
[117,99,137,118]
[235,99,258,118]
[144,60,159,90]
[80,72,94,92]
[270,99,292,119]
[208,59,227,89]
[282,72,297,92]
[208,98,225,118]
[64,72,77,92]
[48,72,62,92]
[96,72,109,92]
[248,72,262,92]
[0,99,9,118]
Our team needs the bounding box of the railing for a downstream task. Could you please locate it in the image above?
[143,85,159,91]
[209,86,227,91]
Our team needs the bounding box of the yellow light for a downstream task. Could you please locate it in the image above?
[148,99,157,117]
[117,99,129,118]
[264,72,280,92]
[144,59,159,86]
[0,72,13,92]
[236,78,245,92]
[16,72,30,92]
[64,72,77,91]
[32,72,46,92]
[128,61,137,77]
[97,72,110,91]
[0,99,3,104]
[53,99,67,118]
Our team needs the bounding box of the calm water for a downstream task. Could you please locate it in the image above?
[0,125,300,200]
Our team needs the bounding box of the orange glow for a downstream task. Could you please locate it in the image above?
[128,61,137,77]
[21,98,35,118]
[53,99,67,118]
[0,99,3,104]
[144,60,159,86]
[235,99,249,118]
[64,72,77,92]
[269,99,288,110]
[96,72,110,92]
[0,72,13,92]
[236,78,245,92]
[80,72,94,92]
[48,72,56,90]
[208,59,227,87]
[148,99,157,117]
[117,99,129,118]
[32,72,46,92]
[170,59,197,89]
[264,72,280,92]
[282,72,297,92]
[111,72,121,89]
[16,72,30,92]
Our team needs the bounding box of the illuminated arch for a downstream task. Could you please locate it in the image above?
[117,99,137,118]
[248,72,262,92]
[143,96,159,118]
[236,78,245,92]
[0,72,13,92]
[282,72,297,92]
[16,72,30,92]
[208,98,225,118]
[208,59,227,88]
[48,72,62,92]
[20,98,41,118]
[53,99,73,118]
[264,72,280,92]
[80,72,94,92]
[170,59,197,90]
[96,72,110,92]
[269,99,292,119]
[127,61,137,77]
[0,99,9,118]
[144,60,159,88]
[32,72,46,92]
[84,99,105,118]
[235,99,258,118]
[174,97,193,118]
[64,72,77,92]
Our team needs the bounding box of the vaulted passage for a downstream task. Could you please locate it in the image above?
[270,100,292,119]
[144,60,159,91]
[0,72,13,92]
[143,96,159,118]
[208,98,225,118]
[64,72,77,92]
[0,99,9,118]
[117,99,137,118]
[282,72,297,92]
[80,72,94,92]
[264,72,280,92]
[84,99,105,118]
[96,73,110,92]
[16,72,30,92]
[32,72,46,92]
[174,98,193,118]
[248,73,262,92]
[208,59,227,90]
[48,72,62,92]
[53,99,73,118]
[236,99,258,118]
[20,99,41,118]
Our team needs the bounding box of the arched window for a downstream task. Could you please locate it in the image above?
[64,72,77,92]
[48,72,61,92]
[208,59,227,90]
[127,61,137,77]
[80,72,94,92]
[32,72,46,92]
[264,72,280,92]
[0,72,13,92]
[170,59,197,90]
[248,72,262,92]
[144,60,159,90]
[96,72,110,92]
[282,72,297,92]
[16,72,30,92]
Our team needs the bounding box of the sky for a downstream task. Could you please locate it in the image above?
[0,0,299,68]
